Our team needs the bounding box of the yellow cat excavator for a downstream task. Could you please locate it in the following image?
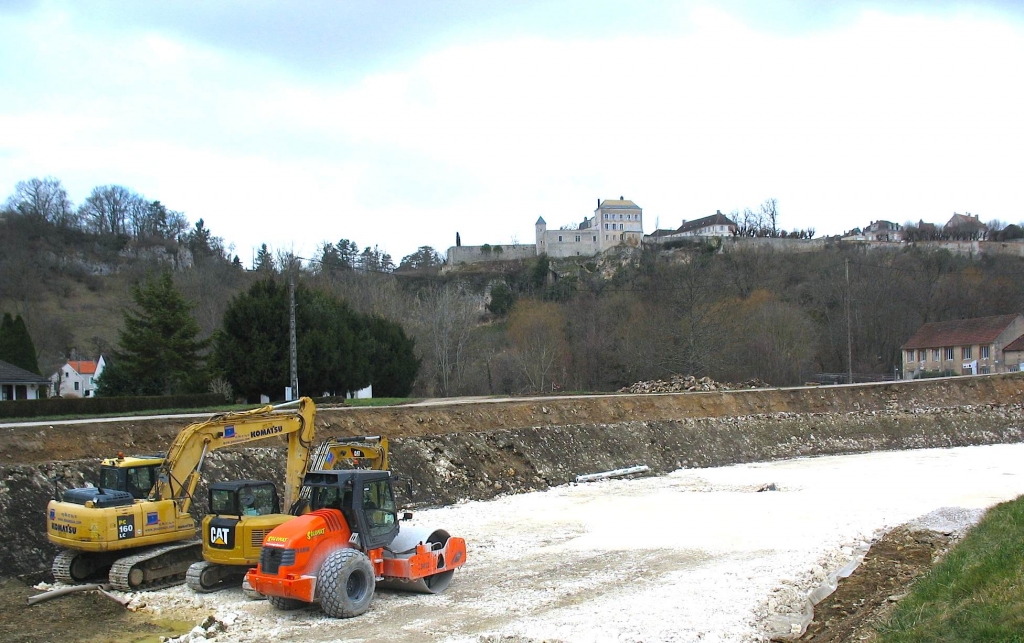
[46,397,318,591]
[185,435,389,594]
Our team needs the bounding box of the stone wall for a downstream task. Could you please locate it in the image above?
[446,244,538,265]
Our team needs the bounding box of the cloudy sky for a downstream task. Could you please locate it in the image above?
[1,1,1022,265]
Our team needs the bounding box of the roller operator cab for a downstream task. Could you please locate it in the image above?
[247,470,468,618]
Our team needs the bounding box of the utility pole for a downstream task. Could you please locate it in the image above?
[846,258,853,385]
[289,271,299,399]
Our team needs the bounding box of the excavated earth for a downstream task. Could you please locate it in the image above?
[2,374,1024,642]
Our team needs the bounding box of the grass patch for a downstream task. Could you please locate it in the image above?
[0,398,423,422]
[342,397,420,407]
[877,495,1024,643]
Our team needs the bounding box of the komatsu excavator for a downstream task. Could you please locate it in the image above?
[46,397,317,591]
[185,436,390,594]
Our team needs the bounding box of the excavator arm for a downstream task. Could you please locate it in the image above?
[157,397,317,516]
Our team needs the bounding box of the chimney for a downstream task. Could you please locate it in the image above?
[716,210,721,215]
[620,195,624,200]
[597,198,600,209]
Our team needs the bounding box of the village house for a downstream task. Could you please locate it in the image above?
[843,220,904,242]
[944,212,988,239]
[51,357,106,398]
[0,359,50,400]
[646,211,738,244]
[900,314,1024,379]
[1004,334,1024,372]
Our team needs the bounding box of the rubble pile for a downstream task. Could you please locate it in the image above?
[619,374,771,394]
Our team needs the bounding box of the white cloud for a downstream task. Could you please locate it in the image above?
[1,3,1023,261]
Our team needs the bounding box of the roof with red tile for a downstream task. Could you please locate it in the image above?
[67,360,98,375]
[1005,334,1024,353]
[902,314,1022,350]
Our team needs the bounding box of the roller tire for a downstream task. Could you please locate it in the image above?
[267,594,306,611]
[318,548,375,618]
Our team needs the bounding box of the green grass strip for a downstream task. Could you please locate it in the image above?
[877,495,1024,643]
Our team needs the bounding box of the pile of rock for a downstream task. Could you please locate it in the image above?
[619,375,771,394]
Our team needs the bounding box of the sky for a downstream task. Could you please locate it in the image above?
[2,0,1023,266]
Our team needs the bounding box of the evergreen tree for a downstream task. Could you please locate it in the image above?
[213,279,290,401]
[213,280,380,401]
[255,243,276,272]
[0,313,40,374]
[366,316,420,397]
[97,272,209,396]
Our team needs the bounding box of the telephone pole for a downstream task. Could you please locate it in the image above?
[846,258,853,385]
[289,272,299,399]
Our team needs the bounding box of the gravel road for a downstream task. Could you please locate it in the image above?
[119,442,1024,643]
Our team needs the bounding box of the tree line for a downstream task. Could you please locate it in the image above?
[97,273,419,402]
[5,176,1024,400]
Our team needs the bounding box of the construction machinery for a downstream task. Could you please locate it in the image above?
[46,397,317,591]
[186,436,390,594]
[247,468,467,618]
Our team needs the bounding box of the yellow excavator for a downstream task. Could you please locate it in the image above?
[46,397,318,591]
[185,435,389,594]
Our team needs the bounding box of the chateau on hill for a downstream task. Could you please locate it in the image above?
[447,197,644,264]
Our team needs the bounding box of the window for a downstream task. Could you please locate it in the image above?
[593,236,596,242]
[74,381,79,391]
[932,349,940,361]
[981,345,990,359]
[618,214,623,220]
[558,235,562,242]
[906,350,914,362]
[945,347,954,360]
[575,235,581,242]
[363,480,397,539]
[980,366,990,374]
[918,350,925,361]
[962,347,972,359]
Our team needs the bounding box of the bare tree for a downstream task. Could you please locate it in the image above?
[760,198,779,237]
[420,284,478,396]
[79,185,138,236]
[4,177,77,228]
[507,298,568,392]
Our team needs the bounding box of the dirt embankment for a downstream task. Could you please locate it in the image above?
[3,375,1021,467]
[2,374,1023,581]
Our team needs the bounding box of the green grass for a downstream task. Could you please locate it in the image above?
[877,495,1024,643]
[342,397,419,407]
[0,398,423,422]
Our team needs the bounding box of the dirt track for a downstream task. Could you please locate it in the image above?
[4,444,1022,643]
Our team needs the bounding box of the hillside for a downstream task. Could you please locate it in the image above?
[3,209,1024,398]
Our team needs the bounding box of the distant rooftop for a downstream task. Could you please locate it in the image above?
[901,314,1022,350]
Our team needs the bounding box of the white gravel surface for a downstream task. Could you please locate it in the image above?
[130,442,1024,643]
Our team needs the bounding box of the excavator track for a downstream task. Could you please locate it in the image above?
[108,540,203,592]
[185,560,247,593]
[52,549,119,584]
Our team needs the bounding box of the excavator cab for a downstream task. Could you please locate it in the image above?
[97,456,163,500]
[188,480,284,593]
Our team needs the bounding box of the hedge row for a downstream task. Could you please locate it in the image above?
[0,393,227,420]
